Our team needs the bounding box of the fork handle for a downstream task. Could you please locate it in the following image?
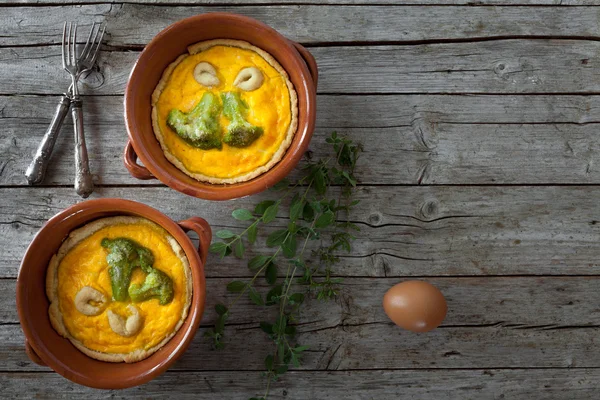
[25,94,71,185]
[71,98,94,198]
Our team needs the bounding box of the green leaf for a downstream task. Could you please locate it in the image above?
[293,345,309,353]
[303,202,315,221]
[216,230,236,239]
[226,281,246,293]
[287,221,298,233]
[254,200,276,216]
[266,229,288,247]
[282,234,297,258]
[247,224,258,244]
[232,208,254,221]
[274,316,287,334]
[233,239,245,258]
[248,286,264,306]
[248,255,270,271]
[215,314,227,333]
[315,210,335,228]
[265,354,274,370]
[275,365,288,375]
[260,321,273,334]
[342,171,357,187]
[314,168,327,195]
[289,293,305,305]
[209,242,228,254]
[289,194,304,222]
[262,203,279,224]
[290,352,300,368]
[265,262,277,285]
[285,325,296,336]
[215,303,228,315]
[310,200,322,214]
[266,285,283,305]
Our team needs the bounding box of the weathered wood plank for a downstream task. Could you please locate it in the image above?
[3,369,600,400]
[4,320,600,371]
[2,95,600,186]
[3,4,600,47]
[1,40,598,95]
[6,0,600,5]
[2,276,599,326]
[4,186,600,278]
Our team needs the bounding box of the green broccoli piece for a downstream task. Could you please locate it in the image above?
[221,91,263,147]
[167,92,222,150]
[128,268,174,305]
[102,238,156,302]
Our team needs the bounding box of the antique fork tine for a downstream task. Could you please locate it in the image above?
[78,22,105,76]
[25,22,74,185]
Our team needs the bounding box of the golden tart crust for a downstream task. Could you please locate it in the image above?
[46,216,192,363]
[151,39,298,184]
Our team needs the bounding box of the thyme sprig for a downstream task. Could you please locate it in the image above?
[205,132,362,399]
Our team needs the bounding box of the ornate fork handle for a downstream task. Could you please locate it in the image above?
[71,96,94,198]
[25,94,71,185]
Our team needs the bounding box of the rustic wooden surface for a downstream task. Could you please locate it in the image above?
[2,1,600,399]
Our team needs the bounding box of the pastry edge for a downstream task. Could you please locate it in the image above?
[151,39,299,185]
[46,216,193,363]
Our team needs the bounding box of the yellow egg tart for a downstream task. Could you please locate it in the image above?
[151,39,298,184]
[46,216,192,363]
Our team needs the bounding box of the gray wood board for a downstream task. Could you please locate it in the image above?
[2,369,600,400]
[3,4,600,46]
[4,186,600,278]
[1,40,599,95]
[1,276,599,326]
[3,321,600,371]
[6,0,600,5]
[3,95,600,186]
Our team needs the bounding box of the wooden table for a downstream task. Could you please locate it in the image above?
[2,1,600,398]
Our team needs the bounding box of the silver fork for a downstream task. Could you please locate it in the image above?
[24,22,105,193]
[64,22,105,198]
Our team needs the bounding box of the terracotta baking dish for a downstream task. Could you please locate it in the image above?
[123,13,318,201]
[16,199,211,389]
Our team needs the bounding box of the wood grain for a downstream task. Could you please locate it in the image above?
[5,0,600,5]
[3,95,600,186]
[2,4,600,46]
[4,320,600,371]
[4,186,600,278]
[2,369,600,400]
[2,276,600,326]
[1,40,599,95]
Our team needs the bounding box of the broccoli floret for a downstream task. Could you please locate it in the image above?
[101,238,174,305]
[128,268,174,305]
[102,238,155,302]
[167,92,222,150]
[221,91,263,147]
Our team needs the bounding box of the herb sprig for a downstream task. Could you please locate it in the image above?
[205,132,362,399]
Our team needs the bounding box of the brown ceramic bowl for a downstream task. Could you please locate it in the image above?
[16,199,211,389]
[123,13,318,200]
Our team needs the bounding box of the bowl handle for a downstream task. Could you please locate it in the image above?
[178,217,212,265]
[123,140,156,180]
[290,41,318,88]
[25,339,47,367]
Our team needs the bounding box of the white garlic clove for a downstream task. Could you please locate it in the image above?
[74,286,107,316]
[193,62,220,87]
[234,67,264,91]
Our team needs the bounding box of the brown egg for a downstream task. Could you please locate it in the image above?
[383,281,447,332]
